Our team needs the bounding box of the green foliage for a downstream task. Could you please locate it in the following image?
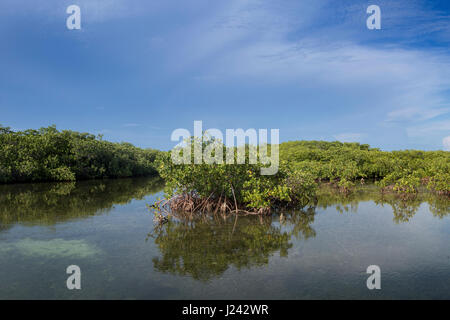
[158,138,448,212]
[337,178,355,193]
[0,125,160,183]
[157,137,317,211]
[280,140,449,196]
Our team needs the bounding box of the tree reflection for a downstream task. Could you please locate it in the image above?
[280,206,317,240]
[148,207,317,281]
[428,197,450,219]
[148,184,448,281]
[317,185,449,223]
[0,176,163,230]
[379,198,422,223]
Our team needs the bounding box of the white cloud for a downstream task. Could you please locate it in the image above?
[149,0,450,149]
[161,1,450,114]
[386,107,450,122]
[406,120,450,137]
[443,136,450,151]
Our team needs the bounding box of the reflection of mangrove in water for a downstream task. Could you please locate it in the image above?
[148,207,317,281]
[148,185,448,281]
[0,176,164,230]
[316,185,449,223]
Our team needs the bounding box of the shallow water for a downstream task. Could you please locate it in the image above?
[0,177,449,299]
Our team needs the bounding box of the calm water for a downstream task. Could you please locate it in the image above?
[0,177,449,299]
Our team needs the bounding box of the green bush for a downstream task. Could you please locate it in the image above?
[280,140,449,196]
[0,125,160,183]
[157,137,317,212]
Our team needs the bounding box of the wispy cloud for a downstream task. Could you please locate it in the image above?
[386,107,450,122]
[406,120,450,137]
[161,1,450,107]
[158,0,450,149]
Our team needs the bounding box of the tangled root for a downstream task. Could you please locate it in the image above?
[151,192,270,220]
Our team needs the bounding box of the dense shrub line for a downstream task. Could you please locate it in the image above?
[280,140,449,196]
[0,125,160,183]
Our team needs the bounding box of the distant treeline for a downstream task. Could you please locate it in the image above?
[280,140,449,195]
[0,125,160,183]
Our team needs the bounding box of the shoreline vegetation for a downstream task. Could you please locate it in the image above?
[0,125,160,183]
[1,126,449,217]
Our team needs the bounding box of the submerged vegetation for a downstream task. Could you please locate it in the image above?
[0,125,160,183]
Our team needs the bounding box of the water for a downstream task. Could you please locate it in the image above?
[0,177,448,299]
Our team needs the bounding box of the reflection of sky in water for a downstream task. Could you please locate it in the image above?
[0,178,448,299]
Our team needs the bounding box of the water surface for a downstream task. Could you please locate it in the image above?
[0,177,449,299]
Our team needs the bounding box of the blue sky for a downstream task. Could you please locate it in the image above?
[1,0,449,151]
